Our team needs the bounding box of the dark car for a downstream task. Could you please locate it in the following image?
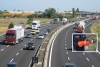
[6,62,18,67]
[63,63,76,67]
[26,42,35,50]
[47,28,51,32]
[43,30,48,35]
[25,34,32,38]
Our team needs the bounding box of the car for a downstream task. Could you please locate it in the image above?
[43,30,48,35]
[25,34,32,38]
[6,62,18,67]
[31,30,36,35]
[26,42,35,50]
[37,34,44,39]
[47,28,51,32]
[63,63,76,67]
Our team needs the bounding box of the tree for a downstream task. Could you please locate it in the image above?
[27,18,33,25]
[0,10,2,18]
[8,22,14,29]
[44,8,56,18]
[72,8,76,18]
[76,8,79,12]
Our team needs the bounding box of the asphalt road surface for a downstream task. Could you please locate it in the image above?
[0,22,62,67]
[50,19,100,67]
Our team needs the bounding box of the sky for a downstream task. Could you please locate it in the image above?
[0,0,100,12]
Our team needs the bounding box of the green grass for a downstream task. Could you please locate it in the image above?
[90,20,100,41]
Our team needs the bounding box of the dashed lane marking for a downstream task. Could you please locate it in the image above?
[1,48,4,51]
[68,57,70,60]
[92,65,94,67]
[65,44,66,46]
[16,53,19,56]
[25,45,26,46]
[31,39,33,41]
[7,45,9,47]
[65,41,66,42]
[98,52,100,54]
[86,58,89,61]
[66,52,68,54]
[21,48,23,50]
[10,58,14,62]
[83,52,85,55]
[34,37,35,38]
[65,47,67,49]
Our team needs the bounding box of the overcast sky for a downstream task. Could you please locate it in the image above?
[0,0,100,12]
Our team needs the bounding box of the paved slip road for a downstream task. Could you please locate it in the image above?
[0,22,62,67]
[50,19,100,67]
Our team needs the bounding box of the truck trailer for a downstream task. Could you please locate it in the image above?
[5,27,24,45]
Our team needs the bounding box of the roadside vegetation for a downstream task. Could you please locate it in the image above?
[90,20,100,41]
[0,8,85,34]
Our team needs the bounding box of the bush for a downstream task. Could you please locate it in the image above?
[27,18,33,25]
[8,22,14,29]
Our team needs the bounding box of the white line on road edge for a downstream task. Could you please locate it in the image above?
[86,58,89,61]
[7,45,9,47]
[66,52,68,54]
[1,48,4,51]
[49,28,60,67]
[92,65,94,67]
[16,53,19,56]
[10,58,14,62]
[68,57,70,60]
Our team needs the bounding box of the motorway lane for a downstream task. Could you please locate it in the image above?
[82,20,100,67]
[50,19,99,67]
[50,24,92,67]
[0,23,62,67]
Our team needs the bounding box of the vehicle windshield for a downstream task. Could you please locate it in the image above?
[27,43,34,46]
[31,31,35,32]
[65,65,75,67]
[54,19,57,21]
[32,23,37,25]
[33,29,39,30]
[39,34,43,36]
[27,34,31,35]
[6,34,16,37]
[7,64,17,67]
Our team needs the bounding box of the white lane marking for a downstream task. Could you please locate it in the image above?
[68,57,70,60]
[66,35,67,36]
[31,39,33,41]
[83,52,85,55]
[92,65,94,67]
[21,48,23,50]
[49,28,60,67]
[16,53,19,56]
[25,45,26,46]
[65,47,67,49]
[66,52,68,54]
[10,58,14,62]
[7,45,9,47]
[65,44,66,46]
[49,25,73,67]
[34,37,35,38]
[1,48,4,51]
[65,41,66,42]
[86,58,89,61]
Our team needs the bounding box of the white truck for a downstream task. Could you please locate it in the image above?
[14,24,26,32]
[5,27,24,45]
[78,21,86,29]
[62,18,67,24]
[31,21,40,29]
[53,18,60,24]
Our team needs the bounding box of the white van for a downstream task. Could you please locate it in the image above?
[31,21,40,29]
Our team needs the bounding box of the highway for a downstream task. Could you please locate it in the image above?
[0,22,62,67]
[50,19,100,67]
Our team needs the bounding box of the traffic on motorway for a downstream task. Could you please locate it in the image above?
[0,16,100,67]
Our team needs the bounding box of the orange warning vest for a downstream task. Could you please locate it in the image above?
[78,40,91,47]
